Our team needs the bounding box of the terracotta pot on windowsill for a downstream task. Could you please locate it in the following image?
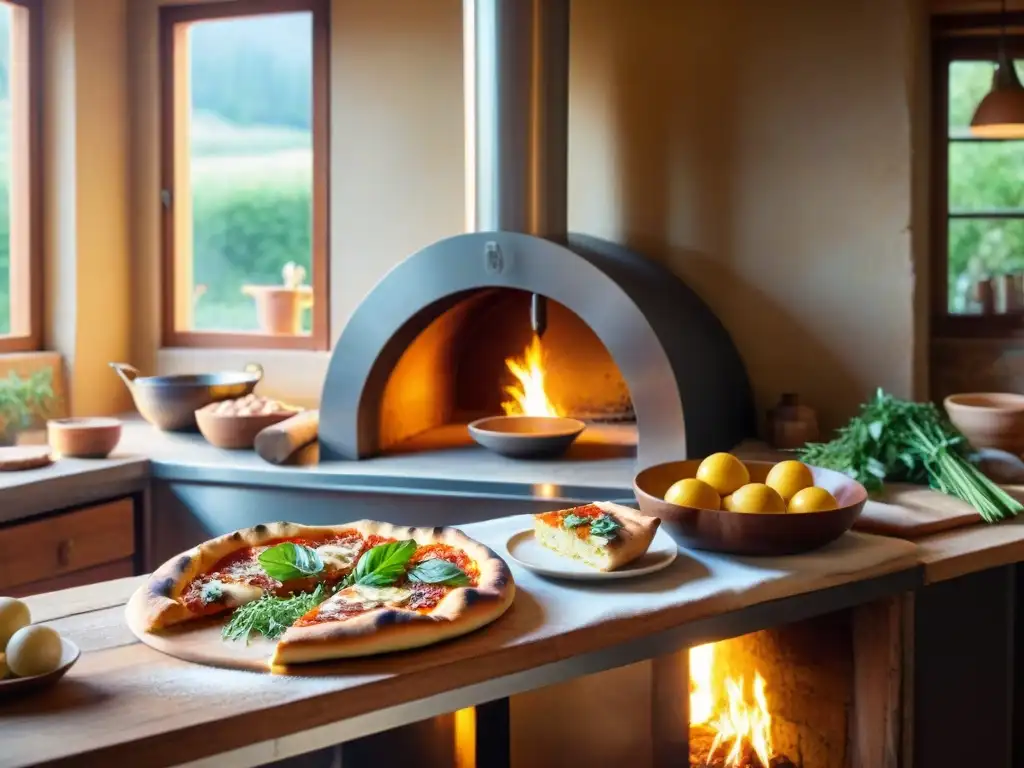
[242,285,314,336]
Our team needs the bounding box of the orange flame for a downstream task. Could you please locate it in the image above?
[501,335,561,417]
[690,643,774,767]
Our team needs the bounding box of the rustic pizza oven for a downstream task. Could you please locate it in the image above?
[319,0,755,468]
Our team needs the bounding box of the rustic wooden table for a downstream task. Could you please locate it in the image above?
[0,517,918,768]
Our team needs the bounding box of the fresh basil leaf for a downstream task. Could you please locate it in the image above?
[258,542,325,582]
[354,539,417,587]
[562,513,589,529]
[407,558,471,586]
[589,513,623,540]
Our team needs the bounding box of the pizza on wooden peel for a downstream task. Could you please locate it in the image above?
[127,521,515,667]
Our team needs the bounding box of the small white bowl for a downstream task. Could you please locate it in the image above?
[0,637,80,701]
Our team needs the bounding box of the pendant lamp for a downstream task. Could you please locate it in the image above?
[970,1,1024,138]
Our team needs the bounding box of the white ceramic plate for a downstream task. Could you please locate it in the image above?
[0,637,80,701]
[506,528,678,580]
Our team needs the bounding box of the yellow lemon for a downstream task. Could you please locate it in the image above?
[721,493,735,511]
[765,460,815,503]
[728,483,786,514]
[788,486,839,514]
[695,453,750,496]
[664,478,720,510]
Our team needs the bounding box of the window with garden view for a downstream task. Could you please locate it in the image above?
[0,0,41,352]
[160,0,328,350]
[936,35,1024,333]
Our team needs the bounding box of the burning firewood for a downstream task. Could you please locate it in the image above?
[690,724,797,768]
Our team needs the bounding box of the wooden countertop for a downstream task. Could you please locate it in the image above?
[915,515,1024,583]
[0,516,917,768]
[0,451,147,525]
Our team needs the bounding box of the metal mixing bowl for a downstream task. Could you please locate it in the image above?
[110,362,264,431]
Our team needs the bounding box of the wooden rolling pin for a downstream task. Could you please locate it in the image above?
[254,410,319,465]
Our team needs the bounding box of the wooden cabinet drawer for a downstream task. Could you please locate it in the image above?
[0,499,135,591]
[8,558,136,598]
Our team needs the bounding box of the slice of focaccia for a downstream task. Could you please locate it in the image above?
[533,501,661,571]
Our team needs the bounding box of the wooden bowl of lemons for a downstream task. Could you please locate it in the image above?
[633,454,868,556]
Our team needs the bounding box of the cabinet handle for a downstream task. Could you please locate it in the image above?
[57,539,74,568]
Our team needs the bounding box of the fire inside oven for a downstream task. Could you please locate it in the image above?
[687,618,851,768]
[378,289,634,453]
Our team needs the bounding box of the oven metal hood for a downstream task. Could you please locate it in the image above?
[463,0,569,241]
[316,0,757,464]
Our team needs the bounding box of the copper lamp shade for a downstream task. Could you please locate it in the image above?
[970,49,1024,139]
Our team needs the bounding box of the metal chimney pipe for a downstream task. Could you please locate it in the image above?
[464,0,569,240]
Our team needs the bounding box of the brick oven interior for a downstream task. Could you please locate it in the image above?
[378,288,634,453]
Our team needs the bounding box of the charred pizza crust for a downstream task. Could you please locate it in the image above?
[271,522,514,665]
[130,521,366,631]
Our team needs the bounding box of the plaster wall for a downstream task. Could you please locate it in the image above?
[42,0,132,416]
[126,0,928,429]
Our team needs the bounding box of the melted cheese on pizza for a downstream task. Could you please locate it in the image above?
[337,584,413,610]
[315,539,365,571]
[293,584,409,626]
[204,579,265,608]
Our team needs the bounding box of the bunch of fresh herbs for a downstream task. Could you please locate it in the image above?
[798,389,1022,523]
[223,584,326,642]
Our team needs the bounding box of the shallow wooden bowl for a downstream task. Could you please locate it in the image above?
[0,638,80,701]
[195,406,301,450]
[944,392,1024,455]
[468,416,586,459]
[47,417,122,458]
[633,460,867,556]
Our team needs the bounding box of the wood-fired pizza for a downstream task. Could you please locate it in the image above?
[127,521,515,667]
